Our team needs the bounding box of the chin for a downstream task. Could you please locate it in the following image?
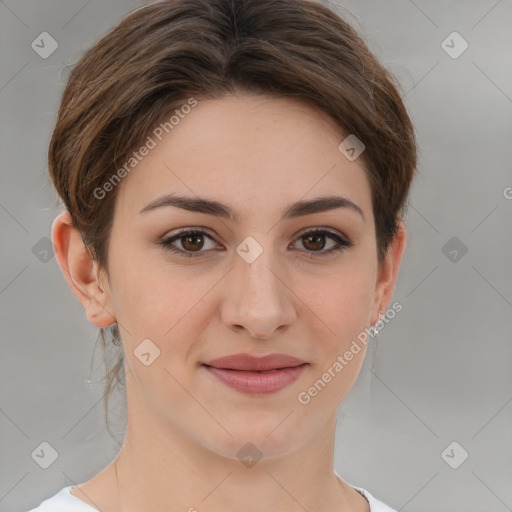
[199,416,312,462]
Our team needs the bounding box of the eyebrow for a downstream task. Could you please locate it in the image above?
[139,193,364,222]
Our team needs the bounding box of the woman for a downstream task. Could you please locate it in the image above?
[29,0,416,510]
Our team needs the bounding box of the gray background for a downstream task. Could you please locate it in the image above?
[1,1,511,511]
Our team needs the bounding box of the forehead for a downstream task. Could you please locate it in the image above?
[114,94,373,222]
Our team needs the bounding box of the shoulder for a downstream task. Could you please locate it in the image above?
[26,486,99,512]
[337,470,397,511]
[352,485,398,512]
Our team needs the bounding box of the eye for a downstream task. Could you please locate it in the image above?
[160,228,220,257]
[291,228,353,256]
[159,227,352,258]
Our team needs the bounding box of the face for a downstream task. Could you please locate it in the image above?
[58,93,403,461]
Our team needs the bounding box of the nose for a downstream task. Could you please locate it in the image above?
[220,240,297,340]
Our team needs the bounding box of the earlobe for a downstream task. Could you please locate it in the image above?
[371,220,407,323]
[51,210,116,329]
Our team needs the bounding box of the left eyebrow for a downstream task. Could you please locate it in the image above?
[139,193,365,222]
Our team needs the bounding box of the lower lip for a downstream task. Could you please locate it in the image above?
[203,364,308,394]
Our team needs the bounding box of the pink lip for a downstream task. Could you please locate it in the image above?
[202,353,308,394]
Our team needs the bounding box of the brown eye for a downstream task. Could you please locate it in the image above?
[160,229,218,257]
[293,228,352,255]
[180,233,205,252]
[160,227,352,258]
[302,232,327,251]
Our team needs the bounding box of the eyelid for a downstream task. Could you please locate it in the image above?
[162,226,216,239]
[293,226,350,242]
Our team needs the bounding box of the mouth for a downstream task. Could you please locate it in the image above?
[202,353,308,394]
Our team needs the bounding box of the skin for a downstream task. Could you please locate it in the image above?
[52,93,406,512]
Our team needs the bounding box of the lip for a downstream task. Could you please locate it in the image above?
[202,353,308,394]
[204,353,307,371]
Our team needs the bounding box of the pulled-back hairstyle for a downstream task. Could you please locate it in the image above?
[48,0,417,434]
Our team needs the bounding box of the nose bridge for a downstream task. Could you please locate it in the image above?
[236,233,286,304]
[222,233,296,337]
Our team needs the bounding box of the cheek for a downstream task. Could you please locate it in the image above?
[109,226,377,353]
[296,260,376,345]
[109,253,216,361]
[296,271,374,407]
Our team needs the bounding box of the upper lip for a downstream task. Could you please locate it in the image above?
[203,353,307,371]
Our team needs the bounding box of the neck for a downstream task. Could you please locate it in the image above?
[107,385,368,512]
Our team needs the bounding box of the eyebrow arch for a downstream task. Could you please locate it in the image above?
[139,193,364,222]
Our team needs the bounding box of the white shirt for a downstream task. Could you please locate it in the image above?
[27,483,397,511]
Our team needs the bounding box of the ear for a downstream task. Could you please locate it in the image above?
[371,220,407,324]
[52,210,116,328]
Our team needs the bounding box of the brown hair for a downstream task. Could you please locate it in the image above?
[48,0,417,434]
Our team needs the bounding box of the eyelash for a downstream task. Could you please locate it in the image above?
[159,227,353,258]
